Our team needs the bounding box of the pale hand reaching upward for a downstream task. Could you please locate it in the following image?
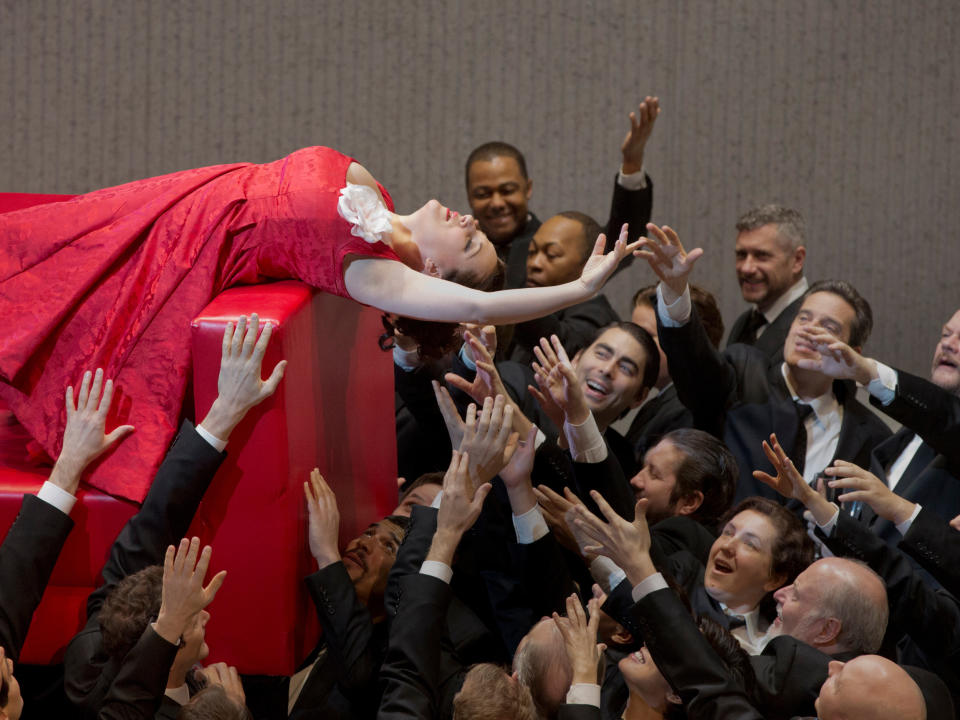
[634,223,703,302]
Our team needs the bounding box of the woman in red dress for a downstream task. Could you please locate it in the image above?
[0,146,638,501]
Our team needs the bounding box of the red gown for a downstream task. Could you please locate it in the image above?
[0,147,399,502]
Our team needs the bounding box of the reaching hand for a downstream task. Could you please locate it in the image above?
[201,662,247,708]
[461,324,498,365]
[569,493,655,584]
[754,434,836,525]
[634,223,703,301]
[531,335,589,425]
[435,450,492,542]
[553,594,606,685]
[620,96,661,175]
[201,314,287,441]
[458,395,519,486]
[51,368,135,493]
[578,224,644,296]
[304,469,341,568]
[792,327,877,384]
[753,434,815,503]
[499,425,539,515]
[154,537,226,646]
[533,485,591,558]
[824,460,917,525]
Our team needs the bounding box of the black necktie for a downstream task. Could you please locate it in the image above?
[739,308,767,344]
[793,401,815,475]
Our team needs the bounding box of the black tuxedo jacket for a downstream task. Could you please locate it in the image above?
[659,306,891,503]
[97,625,180,720]
[502,175,654,290]
[624,384,693,466]
[899,507,960,598]
[725,295,804,365]
[0,493,75,663]
[864,369,960,543]
[64,421,226,719]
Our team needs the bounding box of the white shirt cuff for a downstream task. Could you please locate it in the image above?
[564,414,607,463]
[816,505,841,536]
[656,284,691,326]
[37,481,77,515]
[430,490,443,509]
[419,560,453,584]
[393,344,422,372]
[866,362,897,406]
[895,503,922,536]
[513,505,550,544]
[590,556,626,594]
[195,424,228,452]
[631,572,669,602]
[566,683,601,708]
[617,167,648,190]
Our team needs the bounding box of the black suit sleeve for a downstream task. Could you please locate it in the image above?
[631,587,765,719]
[378,573,453,720]
[658,306,740,438]
[97,626,179,720]
[572,452,635,521]
[304,562,381,701]
[899,508,960,598]
[871,369,960,471]
[510,295,619,364]
[605,174,654,253]
[0,493,74,661]
[823,512,960,661]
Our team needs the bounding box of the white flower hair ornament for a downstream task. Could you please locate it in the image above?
[337,182,393,244]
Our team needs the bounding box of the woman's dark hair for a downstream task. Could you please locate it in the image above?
[380,258,507,360]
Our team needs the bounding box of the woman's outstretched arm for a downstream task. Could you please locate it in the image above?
[344,226,640,325]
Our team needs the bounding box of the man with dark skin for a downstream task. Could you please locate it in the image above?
[465,97,659,289]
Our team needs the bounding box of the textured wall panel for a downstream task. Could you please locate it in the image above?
[1,0,957,374]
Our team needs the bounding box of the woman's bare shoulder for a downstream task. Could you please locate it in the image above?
[345,162,386,204]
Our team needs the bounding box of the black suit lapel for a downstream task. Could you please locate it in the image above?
[873,428,916,474]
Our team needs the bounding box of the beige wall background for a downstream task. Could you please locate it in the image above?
[2,0,957,376]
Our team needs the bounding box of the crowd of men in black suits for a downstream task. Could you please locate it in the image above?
[2,97,959,720]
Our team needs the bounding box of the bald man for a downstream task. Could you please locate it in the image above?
[815,655,925,720]
[771,557,887,658]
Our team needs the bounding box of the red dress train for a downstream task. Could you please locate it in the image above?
[0,147,398,502]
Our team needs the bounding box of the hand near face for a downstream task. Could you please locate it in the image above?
[634,223,703,302]
[304,469,342,568]
[200,662,247,707]
[620,96,661,175]
[531,335,590,426]
[553,594,606,685]
[792,326,877,384]
[154,538,226,646]
[457,395,519,486]
[569,492,656,585]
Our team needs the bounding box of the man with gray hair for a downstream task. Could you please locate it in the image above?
[727,205,808,362]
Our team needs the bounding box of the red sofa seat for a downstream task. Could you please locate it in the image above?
[0,193,398,674]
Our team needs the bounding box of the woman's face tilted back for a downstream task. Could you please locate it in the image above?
[404,199,499,281]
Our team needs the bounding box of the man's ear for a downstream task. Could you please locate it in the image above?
[423,258,442,279]
[525,178,533,201]
[792,245,806,274]
[675,490,704,517]
[815,617,843,646]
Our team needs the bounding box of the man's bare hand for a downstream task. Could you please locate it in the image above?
[553,594,606,685]
[634,224,703,303]
[154,537,226,646]
[304,469,341,568]
[621,96,660,175]
[570,493,655,585]
[824,460,917,526]
[50,368,135,494]
[531,335,589,425]
[458,395,519,486]
[428,451,492,567]
[754,433,836,525]
[200,314,287,441]
[792,327,877,384]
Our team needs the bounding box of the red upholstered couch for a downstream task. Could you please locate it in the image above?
[0,193,397,675]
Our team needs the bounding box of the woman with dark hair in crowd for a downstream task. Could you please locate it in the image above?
[0,146,638,501]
